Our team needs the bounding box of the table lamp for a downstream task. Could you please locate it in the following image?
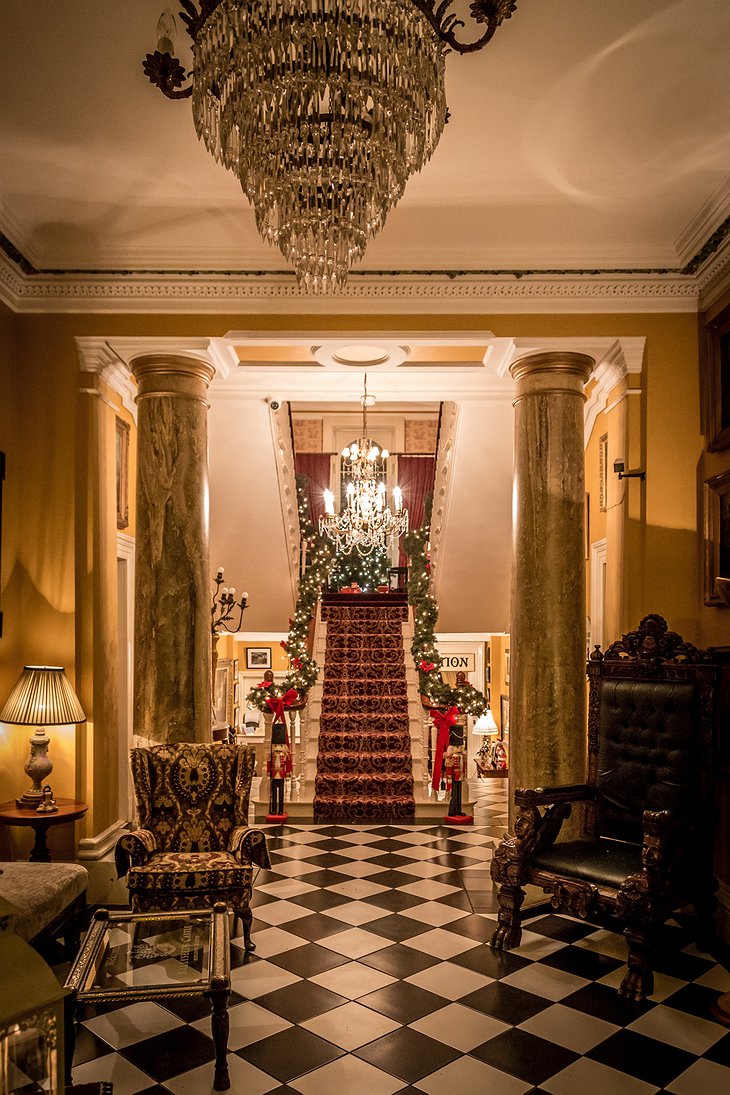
[473,709,499,737]
[0,666,86,809]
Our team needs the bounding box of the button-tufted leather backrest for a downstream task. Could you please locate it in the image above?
[595,679,699,844]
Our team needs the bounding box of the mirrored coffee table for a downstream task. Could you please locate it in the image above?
[64,903,231,1090]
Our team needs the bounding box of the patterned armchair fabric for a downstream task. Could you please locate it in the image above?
[116,743,269,950]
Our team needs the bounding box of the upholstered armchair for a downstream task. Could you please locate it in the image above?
[115,743,270,950]
[490,614,718,1001]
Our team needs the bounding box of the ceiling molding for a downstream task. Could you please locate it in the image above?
[676,177,730,269]
[0,256,704,316]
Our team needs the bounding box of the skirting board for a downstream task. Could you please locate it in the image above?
[77,818,131,861]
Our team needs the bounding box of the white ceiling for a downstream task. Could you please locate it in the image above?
[1,0,729,276]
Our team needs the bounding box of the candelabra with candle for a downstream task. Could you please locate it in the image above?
[211,568,249,724]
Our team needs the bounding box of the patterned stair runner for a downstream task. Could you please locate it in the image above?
[313,599,415,824]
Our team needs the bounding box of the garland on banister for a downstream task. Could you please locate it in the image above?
[247,475,334,711]
[405,498,488,718]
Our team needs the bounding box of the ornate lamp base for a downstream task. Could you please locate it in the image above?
[17,728,53,810]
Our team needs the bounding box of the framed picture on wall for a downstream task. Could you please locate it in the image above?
[701,302,730,452]
[504,648,510,686]
[500,694,510,744]
[246,647,272,670]
[213,659,233,728]
[703,469,730,604]
[116,417,130,530]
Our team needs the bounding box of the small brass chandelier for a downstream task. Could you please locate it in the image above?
[144,1,516,291]
[320,375,408,556]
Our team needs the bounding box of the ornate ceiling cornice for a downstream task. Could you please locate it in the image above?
[2,233,729,316]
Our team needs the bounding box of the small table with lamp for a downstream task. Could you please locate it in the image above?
[0,798,89,862]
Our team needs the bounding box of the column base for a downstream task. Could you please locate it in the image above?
[265,813,288,824]
[443,814,474,825]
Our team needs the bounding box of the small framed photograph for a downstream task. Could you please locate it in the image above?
[246,647,272,670]
[504,648,510,686]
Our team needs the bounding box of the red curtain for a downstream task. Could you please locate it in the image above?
[295,453,332,527]
[399,455,436,563]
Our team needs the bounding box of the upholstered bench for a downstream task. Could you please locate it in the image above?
[0,861,87,955]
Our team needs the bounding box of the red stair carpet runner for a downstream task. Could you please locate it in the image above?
[314,596,415,824]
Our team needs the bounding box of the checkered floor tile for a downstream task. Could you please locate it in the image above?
[58,785,730,1095]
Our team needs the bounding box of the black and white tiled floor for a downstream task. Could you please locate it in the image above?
[65,785,730,1095]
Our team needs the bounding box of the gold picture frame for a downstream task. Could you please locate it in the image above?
[703,469,730,605]
[116,417,130,530]
[701,301,730,452]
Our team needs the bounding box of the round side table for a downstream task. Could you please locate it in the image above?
[0,798,88,862]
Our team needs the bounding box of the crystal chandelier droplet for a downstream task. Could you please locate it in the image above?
[191,0,447,291]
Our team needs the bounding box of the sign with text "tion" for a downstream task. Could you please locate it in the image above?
[440,654,476,672]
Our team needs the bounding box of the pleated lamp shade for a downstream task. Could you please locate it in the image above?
[0,666,86,725]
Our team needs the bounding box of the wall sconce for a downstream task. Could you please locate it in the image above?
[613,460,645,482]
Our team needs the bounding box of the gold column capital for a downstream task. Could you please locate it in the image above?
[131,354,216,406]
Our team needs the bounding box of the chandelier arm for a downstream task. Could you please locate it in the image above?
[409,0,517,54]
[178,0,225,43]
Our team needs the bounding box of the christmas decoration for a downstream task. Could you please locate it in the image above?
[430,706,459,791]
[247,475,334,711]
[404,495,488,718]
[331,545,390,592]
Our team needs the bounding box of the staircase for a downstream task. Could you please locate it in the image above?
[313,596,415,823]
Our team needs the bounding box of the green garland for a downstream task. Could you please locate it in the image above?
[405,499,488,718]
[330,547,390,591]
[247,476,334,711]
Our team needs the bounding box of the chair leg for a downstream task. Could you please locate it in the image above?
[491,883,525,950]
[238,905,255,952]
[620,924,654,1002]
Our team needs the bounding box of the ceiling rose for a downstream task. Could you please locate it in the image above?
[311,341,411,369]
[143,1,517,292]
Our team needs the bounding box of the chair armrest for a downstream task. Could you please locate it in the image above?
[229,826,271,870]
[515,784,595,807]
[114,828,157,878]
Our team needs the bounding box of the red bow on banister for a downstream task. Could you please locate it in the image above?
[430,706,459,792]
[266,688,299,726]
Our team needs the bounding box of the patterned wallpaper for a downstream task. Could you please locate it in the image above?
[404,419,438,453]
[293,419,323,452]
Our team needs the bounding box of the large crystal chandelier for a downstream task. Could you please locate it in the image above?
[320,375,409,556]
[144,1,517,291]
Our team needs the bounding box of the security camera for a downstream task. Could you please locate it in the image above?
[613,459,625,474]
[267,398,281,411]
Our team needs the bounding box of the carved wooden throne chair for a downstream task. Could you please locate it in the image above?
[115,743,270,951]
[490,614,718,1001]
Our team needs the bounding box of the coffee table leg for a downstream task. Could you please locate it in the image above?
[209,981,231,1091]
[64,989,77,1085]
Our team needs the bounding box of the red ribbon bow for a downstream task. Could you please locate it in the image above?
[266,688,299,726]
[419,660,435,672]
[430,706,459,792]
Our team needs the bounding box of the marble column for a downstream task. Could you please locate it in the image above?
[131,354,215,743]
[509,351,595,828]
